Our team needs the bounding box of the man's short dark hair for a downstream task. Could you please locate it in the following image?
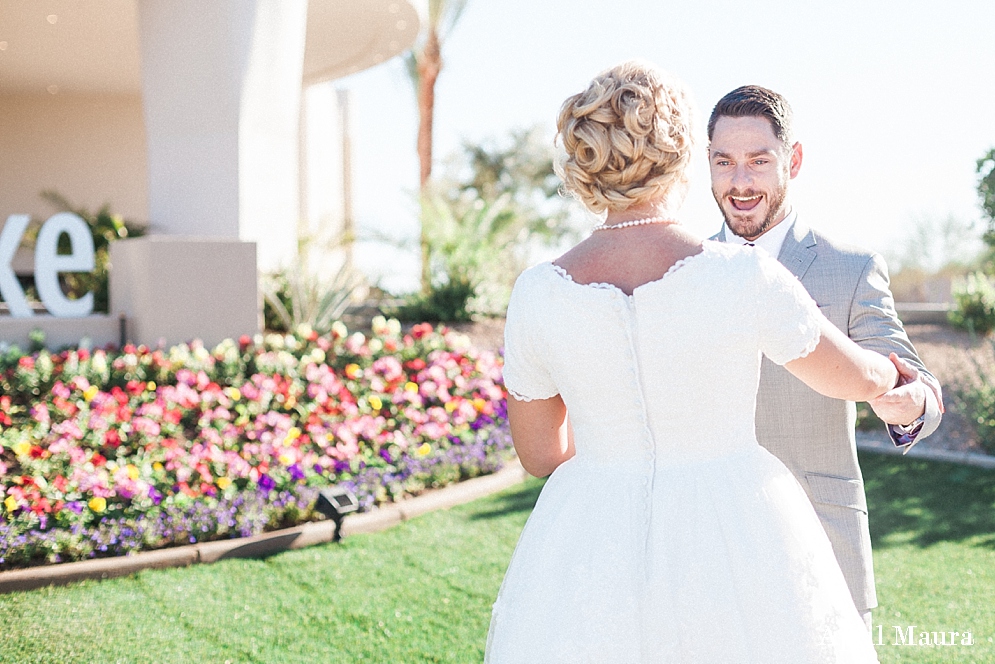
[707,85,794,147]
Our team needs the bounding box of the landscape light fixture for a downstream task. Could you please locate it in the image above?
[316,486,359,541]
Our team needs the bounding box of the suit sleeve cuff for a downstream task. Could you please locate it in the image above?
[886,388,942,453]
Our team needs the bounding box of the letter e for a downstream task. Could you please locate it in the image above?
[34,212,95,317]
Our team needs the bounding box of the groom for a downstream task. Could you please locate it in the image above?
[707,85,943,626]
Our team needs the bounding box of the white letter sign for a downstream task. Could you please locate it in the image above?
[0,214,32,317]
[0,212,96,317]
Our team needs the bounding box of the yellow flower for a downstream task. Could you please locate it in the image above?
[368,396,383,411]
[416,443,432,457]
[473,398,487,412]
[146,381,157,392]
[345,363,362,379]
[83,385,99,402]
[283,427,301,447]
[153,462,165,473]
[216,477,232,490]
[444,400,458,413]
[224,386,241,402]
[3,496,18,512]
[88,497,107,513]
[126,464,140,480]
[12,441,30,457]
[405,382,419,394]
[278,453,294,465]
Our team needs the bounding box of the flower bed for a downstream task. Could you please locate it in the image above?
[0,318,511,570]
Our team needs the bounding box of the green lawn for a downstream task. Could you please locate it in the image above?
[0,452,992,663]
[862,453,995,663]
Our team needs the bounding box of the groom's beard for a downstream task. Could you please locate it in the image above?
[715,184,788,241]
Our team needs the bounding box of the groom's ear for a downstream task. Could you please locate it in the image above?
[788,142,803,179]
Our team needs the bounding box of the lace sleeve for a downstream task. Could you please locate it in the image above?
[502,270,559,401]
[755,253,823,366]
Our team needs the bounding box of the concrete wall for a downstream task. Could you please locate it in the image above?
[0,92,148,225]
[0,316,120,351]
[109,237,259,348]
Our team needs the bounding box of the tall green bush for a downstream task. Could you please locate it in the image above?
[949,272,995,336]
[952,343,995,454]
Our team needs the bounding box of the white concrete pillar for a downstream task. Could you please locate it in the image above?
[137,0,309,271]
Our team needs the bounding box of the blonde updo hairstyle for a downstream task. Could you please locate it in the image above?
[556,61,695,214]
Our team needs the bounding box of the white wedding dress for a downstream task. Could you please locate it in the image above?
[486,241,879,663]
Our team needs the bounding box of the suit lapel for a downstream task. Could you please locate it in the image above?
[777,219,818,280]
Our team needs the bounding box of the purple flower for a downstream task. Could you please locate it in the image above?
[258,474,275,492]
[288,464,305,482]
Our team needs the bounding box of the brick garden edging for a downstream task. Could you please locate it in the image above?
[0,459,530,594]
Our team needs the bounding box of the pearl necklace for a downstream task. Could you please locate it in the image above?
[592,216,680,232]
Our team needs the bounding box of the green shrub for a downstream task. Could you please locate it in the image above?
[949,272,995,336]
[260,262,363,334]
[392,273,476,323]
[953,380,995,454]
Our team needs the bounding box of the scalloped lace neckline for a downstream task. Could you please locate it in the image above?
[549,242,712,298]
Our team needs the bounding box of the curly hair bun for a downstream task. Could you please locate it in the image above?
[556,61,695,214]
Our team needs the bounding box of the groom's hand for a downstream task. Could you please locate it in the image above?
[868,353,942,426]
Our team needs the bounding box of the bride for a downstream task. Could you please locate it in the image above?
[485,61,887,663]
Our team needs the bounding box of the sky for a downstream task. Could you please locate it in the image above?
[313,0,995,293]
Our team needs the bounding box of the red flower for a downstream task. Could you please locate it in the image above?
[18,356,34,370]
[109,386,125,404]
[105,429,122,448]
[29,445,46,459]
[406,358,426,371]
[53,475,68,492]
[91,453,107,467]
[411,323,433,339]
[239,334,252,350]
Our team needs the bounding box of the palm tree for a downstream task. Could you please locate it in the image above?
[405,0,469,292]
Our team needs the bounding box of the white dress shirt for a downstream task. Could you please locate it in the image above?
[724,208,797,258]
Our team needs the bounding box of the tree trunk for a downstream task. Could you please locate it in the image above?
[416,30,442,293]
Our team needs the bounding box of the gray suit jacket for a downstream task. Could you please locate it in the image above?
[715,218,941,612]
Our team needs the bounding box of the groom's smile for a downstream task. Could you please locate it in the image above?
[729,192,763,212]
